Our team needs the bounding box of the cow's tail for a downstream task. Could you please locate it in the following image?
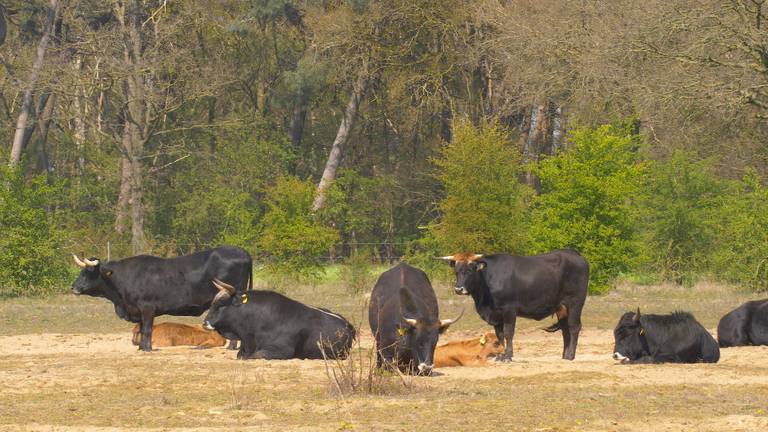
[542,322,562,333]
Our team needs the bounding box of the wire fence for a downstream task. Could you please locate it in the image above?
[60,240,412,263]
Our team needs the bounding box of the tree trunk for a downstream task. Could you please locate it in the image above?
[115,157,131,233]
[115,120,132,234]
[522,104,547,192]
[289,92,308,148]
[31,92,56,177]
[311,68,368,212]
[551,104,563,153]
[72,56,86,174]
[113,0,148,253]
[8,0,59,167]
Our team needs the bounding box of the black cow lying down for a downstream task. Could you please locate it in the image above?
[612,309,719,364]
[717,299,768,347]
[203,279,356,360]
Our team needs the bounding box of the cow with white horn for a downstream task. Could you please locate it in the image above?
[438,250,589,361]
[368,262,463,376]
[203,279,355,360]
[70,246,252,351]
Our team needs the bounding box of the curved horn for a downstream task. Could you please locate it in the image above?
[440,308,465,327]
[212,278,236,296]
[434,255,455,261]
[72,254,87,268]
[83,257,99,267]
[470,254,484,261]
[402,317,418,327]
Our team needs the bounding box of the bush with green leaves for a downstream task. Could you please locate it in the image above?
[324,169,398,249]
[709,169,768,291]
[257,177,339,281]
[635,151,726,285]
[167,124,293,252]
[426,120,532,259]
[0,167,70,296]
[529,122,646,293]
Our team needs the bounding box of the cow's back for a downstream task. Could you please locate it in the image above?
[368,262,438,341]
[113,246,252,318]
[482,250,588,319]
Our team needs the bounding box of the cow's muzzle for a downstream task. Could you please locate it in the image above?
[612,352,629,363]
[203,321,215,331]
[417,362,434,376]
[454,286,469,295]
[71,286,82,295]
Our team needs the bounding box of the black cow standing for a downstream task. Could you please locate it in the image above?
[612,309,719,364]
[71,246,252,352]
[717,299,768,347]
[203,279,355,360]
[439,250,589,361]
[368,262,462,376]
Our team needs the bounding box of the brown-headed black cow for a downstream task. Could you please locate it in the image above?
[438,250,588,361]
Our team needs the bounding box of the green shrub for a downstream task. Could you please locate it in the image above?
[324,169,398,249]
[257,177,339,282]
[0,167,70,296]
[168,124,293,251]
[529,122,646,293]
[339,247,376,295]
[710,169,768,291]
[635,151,726,285]
[426,120,533,256]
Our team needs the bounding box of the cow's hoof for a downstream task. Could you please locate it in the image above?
[495,355,514,363]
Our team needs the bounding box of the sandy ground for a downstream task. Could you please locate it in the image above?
[1,325,767,431]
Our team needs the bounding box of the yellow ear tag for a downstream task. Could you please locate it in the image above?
[240,294,248,304]
[479,334,487,345]
[104,271,113,277]
[639,328,645,336]
[397,327,406,337]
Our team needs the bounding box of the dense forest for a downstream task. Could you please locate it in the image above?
[1,0,768,296]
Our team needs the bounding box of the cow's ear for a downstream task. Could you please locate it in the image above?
[100,266,113,278]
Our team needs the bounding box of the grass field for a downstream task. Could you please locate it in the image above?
[1,278,767,431]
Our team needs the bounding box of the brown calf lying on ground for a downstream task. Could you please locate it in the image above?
[433,332,504,367]
[131,322,227,348]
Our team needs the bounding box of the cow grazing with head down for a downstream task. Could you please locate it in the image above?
[131,322,227,348]
[368,262,463,376]
[433,332,504,368]
[438,250,588,361]
[203,279,355,360]
[612,309,719,364]
[71,246,252,352]
[717,299,768,347]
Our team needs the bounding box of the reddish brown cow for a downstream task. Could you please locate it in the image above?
[131,322,227,348]
[433,332,504,368]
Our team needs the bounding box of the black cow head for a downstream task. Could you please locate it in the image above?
[203,279,246,332]
[71,254,113,296]
[398,287,463,375]
[437,254,486,295]
[612,308,648,363]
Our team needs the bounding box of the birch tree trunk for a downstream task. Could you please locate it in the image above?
[311,69,368,212]
[8,0,59,167]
